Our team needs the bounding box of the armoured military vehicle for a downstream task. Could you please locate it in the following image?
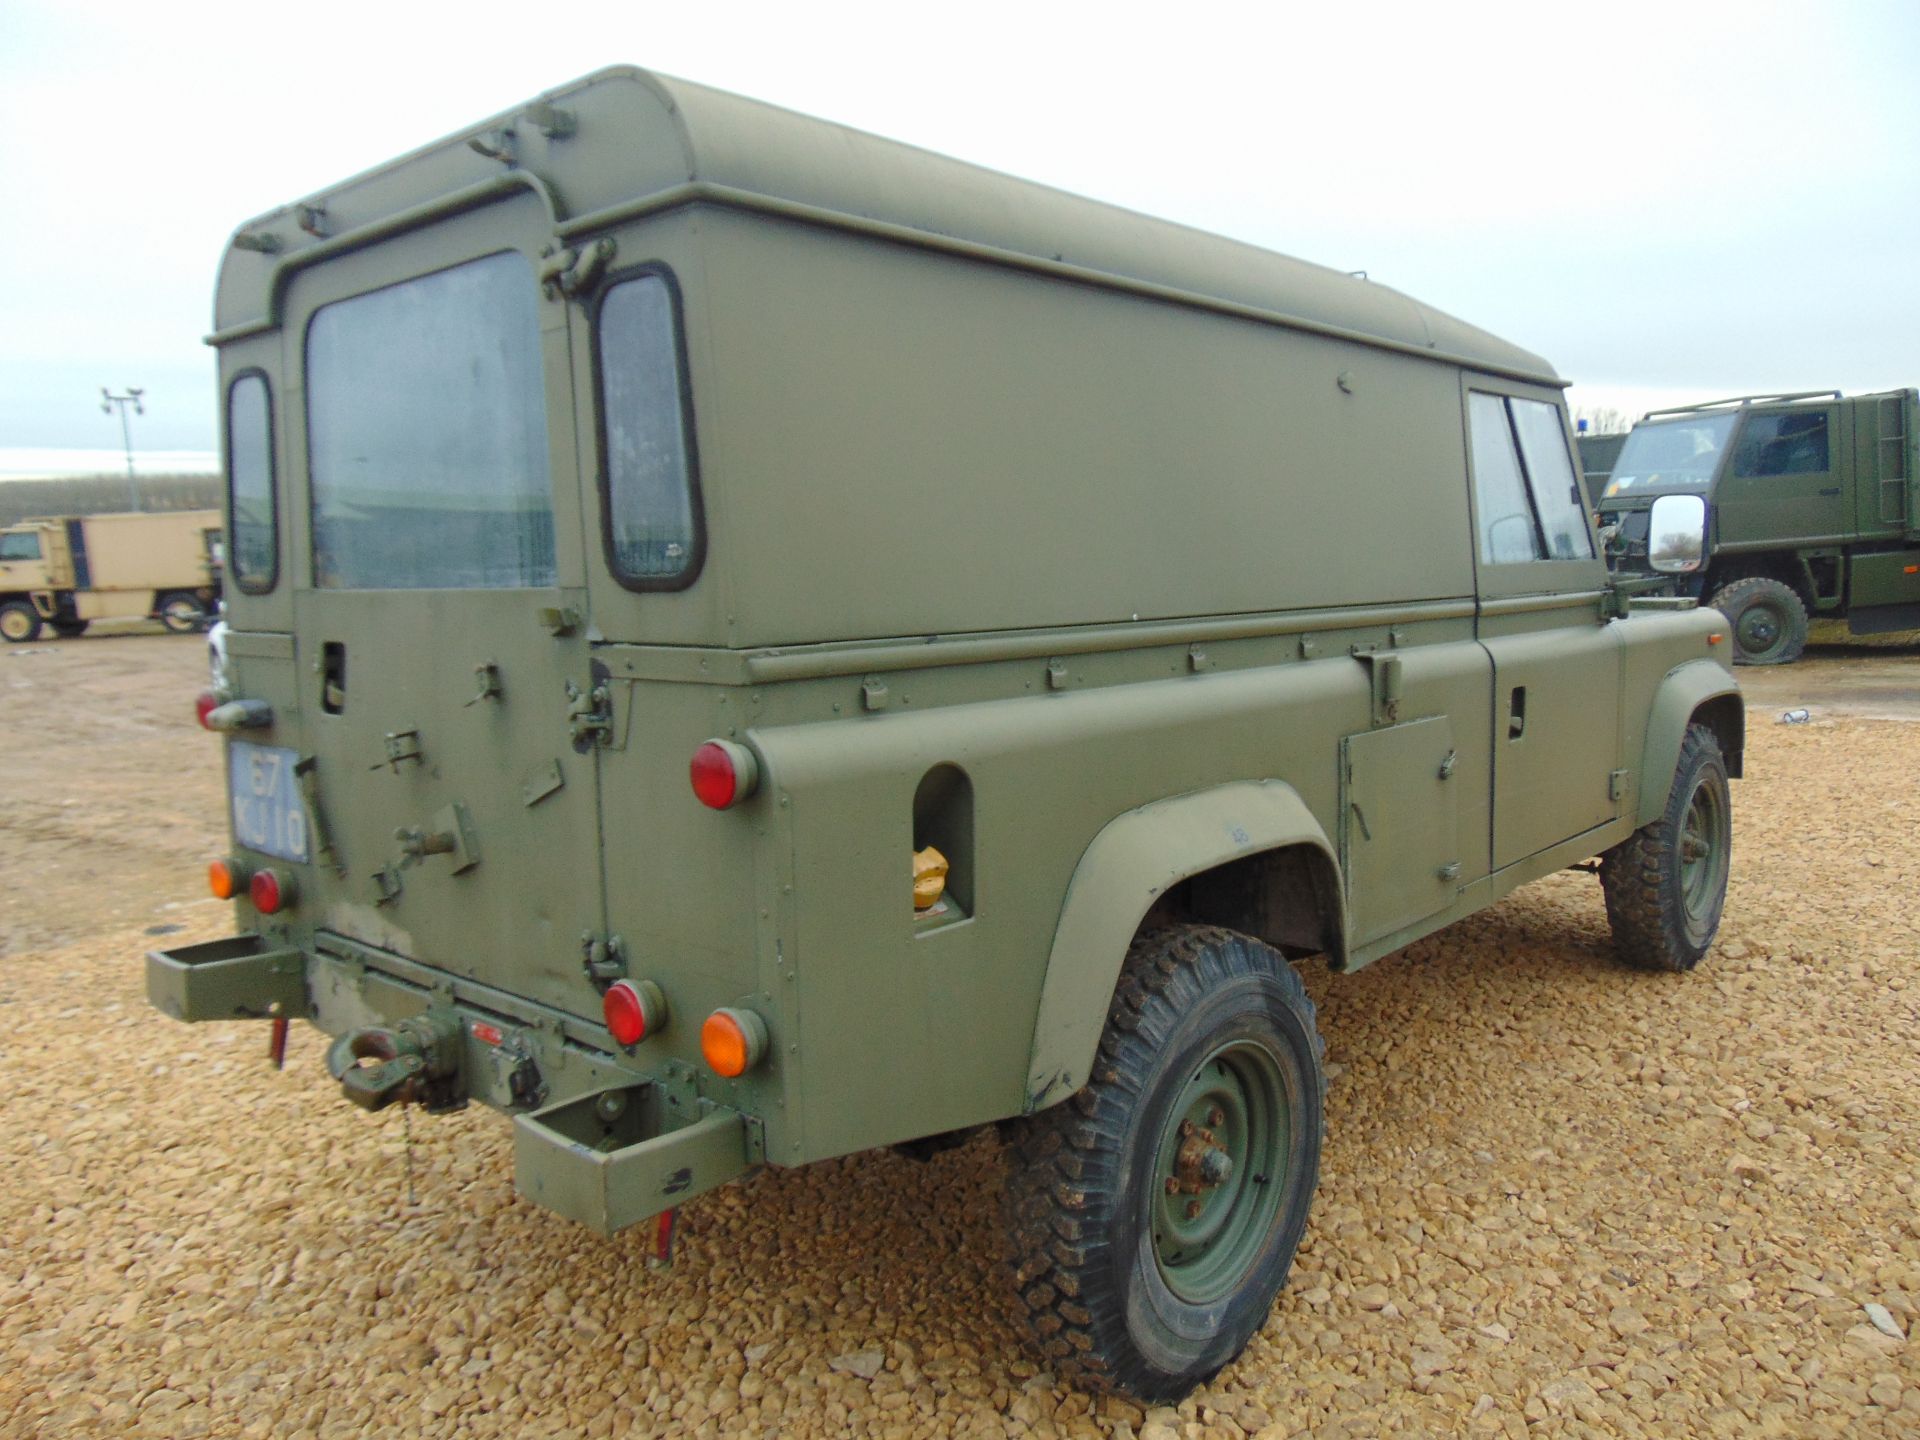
[150,67,1743,1400]
[0,508,222,640]
[1598,389,1920,664]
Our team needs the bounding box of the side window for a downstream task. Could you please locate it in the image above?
[1510,399,1595,560]
[1468,391,1596,565]
[0,533,43,561]
[1733,412,1830,477]
[596,271,701,588]
[227,373,277,592]
[1467,392,1542,563]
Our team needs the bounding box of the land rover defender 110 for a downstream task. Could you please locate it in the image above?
[152,67,1743,1399]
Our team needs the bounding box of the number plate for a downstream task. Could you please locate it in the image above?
[229,741,311,864]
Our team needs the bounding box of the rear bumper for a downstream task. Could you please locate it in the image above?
[146,933,758,1230]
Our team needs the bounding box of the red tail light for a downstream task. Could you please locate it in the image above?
[690,739,759,810]
[195,691,219,729]
[249,867,293,914]
[602,979,667,1047]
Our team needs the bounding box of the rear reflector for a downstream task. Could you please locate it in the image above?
[249,867,294,915]
[701,1007,768,1078]
[690,739,759,810]
[195,691,219,729]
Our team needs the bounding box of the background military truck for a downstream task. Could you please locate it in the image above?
[0,508,223,641]
[149,67,1743,1401]
[1597,389,1920,664]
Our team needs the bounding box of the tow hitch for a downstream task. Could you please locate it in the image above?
[325,1009,467,1113]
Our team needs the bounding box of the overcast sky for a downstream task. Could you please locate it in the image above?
[2,0,1916,458]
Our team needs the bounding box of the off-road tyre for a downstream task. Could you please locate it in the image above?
[1599,723,1731,972]
[48,619,89,638]
[0,600,42,644]
[1709,576,1807,665]
[1002,925,1324,1402]
[156,592,210,634]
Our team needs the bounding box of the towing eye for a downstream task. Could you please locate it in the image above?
[325,1009,465,1112]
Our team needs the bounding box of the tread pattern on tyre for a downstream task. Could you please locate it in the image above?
[1709,574,1808,666]
[1599,723,1727,972]
[1000,925,1321,1399]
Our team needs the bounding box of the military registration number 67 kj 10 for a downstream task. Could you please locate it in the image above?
[228,741,310,864]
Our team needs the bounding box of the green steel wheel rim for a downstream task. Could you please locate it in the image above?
[1734,601,1784,660]
[1149,1039,1289,1305]
[1678,772,1729,938]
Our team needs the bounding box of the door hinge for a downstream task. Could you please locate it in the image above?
[581,932,628,985]
[1609,768,1630,802]
[1352,649,1403,727]
[565,677,614,750]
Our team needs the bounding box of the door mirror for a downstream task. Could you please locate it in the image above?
[1647,493,1707,574]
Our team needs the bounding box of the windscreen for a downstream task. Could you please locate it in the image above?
[307,251,555,590]
[1604,413,1737,498]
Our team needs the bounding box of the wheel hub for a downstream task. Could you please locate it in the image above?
[1149,1042,1290,1304]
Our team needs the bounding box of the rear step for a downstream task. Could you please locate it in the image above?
[147,933,309,1023]
[514,1087,751,1235]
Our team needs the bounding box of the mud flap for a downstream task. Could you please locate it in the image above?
[512,1087,750,1236]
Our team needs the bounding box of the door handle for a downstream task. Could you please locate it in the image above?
[1818,486,1841,497]
[1508,686,1526,739]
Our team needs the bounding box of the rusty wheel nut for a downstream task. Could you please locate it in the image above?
[1165,1177,1180,1195]
[1208,1107,1225,1127]
[1179,1119,1195,1137]
[1186,1199,1203,1220]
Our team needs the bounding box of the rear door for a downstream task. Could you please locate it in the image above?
[284,195,607,1018]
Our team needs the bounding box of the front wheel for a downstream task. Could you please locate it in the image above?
[1002,925,1324,1401]
[0,600,42,644]
[1599,723,1732,971]
[156,592,209,634]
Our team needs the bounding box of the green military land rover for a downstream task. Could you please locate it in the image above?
[1599,389,1920,664]
[152,67,1744,1399]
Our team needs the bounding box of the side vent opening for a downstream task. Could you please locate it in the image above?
[913,763,974,929]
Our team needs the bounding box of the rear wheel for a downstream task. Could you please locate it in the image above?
[1709,576,1807,665]
[0,601,42,643]
[157,592,209,633]
[1002,925,1324,1401]
[1599,723,1731,972]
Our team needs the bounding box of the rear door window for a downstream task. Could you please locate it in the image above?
[595,270,701,588]
[227,372,277,591]
[306,251,554,590]
[0,533,42,561]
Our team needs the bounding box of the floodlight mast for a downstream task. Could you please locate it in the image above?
[100,386,145,510]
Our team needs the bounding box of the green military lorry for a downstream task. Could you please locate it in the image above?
[1598,389,1920,664]
[150,67,1743,1400]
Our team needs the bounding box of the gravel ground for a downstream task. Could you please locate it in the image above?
[2,641,1917,1439]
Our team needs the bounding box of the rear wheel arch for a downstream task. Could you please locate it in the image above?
[1023,781,1345,1113]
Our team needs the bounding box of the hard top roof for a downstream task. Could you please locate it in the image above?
[213,66,1559,385]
